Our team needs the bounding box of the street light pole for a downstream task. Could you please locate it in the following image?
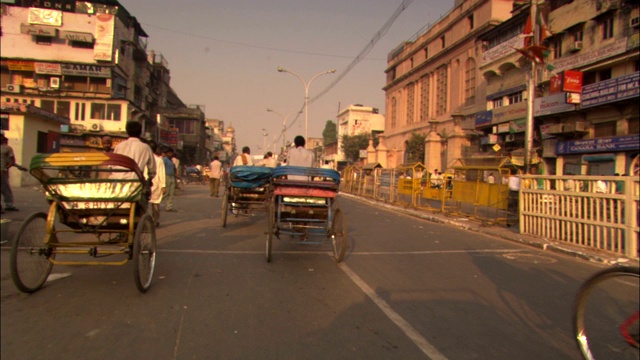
[277,67,336,144]
[267,108,303,152]
[261,128,268,155]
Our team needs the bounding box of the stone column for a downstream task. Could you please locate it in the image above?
[376,136,388,168]
[424,120,442,172]
[367,138,376,164]
[445,115,469,171]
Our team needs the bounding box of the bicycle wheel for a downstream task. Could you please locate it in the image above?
[10,212,54,293]
[330,208,347,263]
[266,199,274,263]
[573,266,639,360]
[221,189,229,228]
[133,214,156,293]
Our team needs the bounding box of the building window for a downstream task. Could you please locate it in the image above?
[602,15,614,40]
[468,15,474,30]
[594,121,616,137]
[91,103,106,120]
[493,98,504,108]
[441,36,446,49]
[464,58,476,105]
[552,39,562,59]
[420,74,430,121]
[573,29,583,42]
[41,100,55,113]
[71,41,94,49]
[424,47,429,60]
[391,97,397,128]
[75,102,86,121]
[508,91,523,104]
[106,104,122,121]
[56,101,71,118]
[410,57,414,69]
[406,82,415,124]
[436,66,447,116]
[598,68,612,81]
[169,119,196,134]
[35,36,52,45]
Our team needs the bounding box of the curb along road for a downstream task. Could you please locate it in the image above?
[340,192,637,266]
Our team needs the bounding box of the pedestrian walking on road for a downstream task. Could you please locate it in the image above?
[209,156,222,197]
[1,135,27,213]
[162,147,177,212]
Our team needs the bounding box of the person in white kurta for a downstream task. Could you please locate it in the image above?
[146,141,166,226]
[287,136,315,181]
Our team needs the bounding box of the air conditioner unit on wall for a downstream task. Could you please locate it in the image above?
[5,84,21,93]
[631,17,639,28]
[89,123,102,132]
[569,41,583,52]
[505,134,516,142]
[50,77,60,89]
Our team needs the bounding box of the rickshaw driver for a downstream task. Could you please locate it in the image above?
[111,121,156,183]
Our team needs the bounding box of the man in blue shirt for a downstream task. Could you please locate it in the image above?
[162,147,177,212]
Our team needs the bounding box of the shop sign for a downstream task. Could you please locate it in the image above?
[474,110,493,127]
[23,1,75,12]
[497,123,510,133]
[492,102,527,124]
[93,14,115,61]
[60,135,86,146]
[581,71,640,108]
[551,37,627,73]
[509,119,526,133]
[61,63,111,78]
[563,70,583,93]
[480,36,523,66]
[20,24,57,36]
[556,134,640,155]
[61,31,94,43]
[8,60,35,71]
[35,62,62,75]
[28,8,62,26]
[566,93,581,104]
[534,92,576,116]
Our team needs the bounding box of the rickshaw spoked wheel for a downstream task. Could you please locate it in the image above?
[266,200,275,263]
[133,213,156,293]
[221,188,229,228]
[10,212,54,293]
[331,209,347,263]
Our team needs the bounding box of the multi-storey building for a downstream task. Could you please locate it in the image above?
[382,0,515,171]
[478,0,639,176]
[1,2,152,149]
[324,104,384,168]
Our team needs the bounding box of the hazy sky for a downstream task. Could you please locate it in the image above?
[121,0,453,154]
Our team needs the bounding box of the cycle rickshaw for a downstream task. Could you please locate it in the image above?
[265,166,346,263]
[10,152,157,293]
[221,166,274,227]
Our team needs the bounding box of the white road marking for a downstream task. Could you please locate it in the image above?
[159,248,525,256]
[338,262,449,360]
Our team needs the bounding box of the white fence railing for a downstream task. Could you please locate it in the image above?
[520,175,639,259]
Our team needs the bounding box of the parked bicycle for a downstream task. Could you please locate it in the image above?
[573,265,639,359]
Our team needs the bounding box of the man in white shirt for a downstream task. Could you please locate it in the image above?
[259,152,278,168]
[287,136,315,180]
[233,146,254,167]
[209,156,223,197]
[112,121,156,181]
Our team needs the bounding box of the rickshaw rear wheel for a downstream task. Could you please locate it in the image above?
[331,209,347,263]
[221,189,229,228]
[266,200,275,262]
[10,212,54,293]
[133,214,156,293]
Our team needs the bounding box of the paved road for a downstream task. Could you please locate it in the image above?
[0,184,631,359]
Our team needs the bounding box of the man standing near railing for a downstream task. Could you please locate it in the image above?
[508,172,521,217]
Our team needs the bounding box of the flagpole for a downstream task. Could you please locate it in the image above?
[524,0,538,175]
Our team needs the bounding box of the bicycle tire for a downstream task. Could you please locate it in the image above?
[573,266,639,360]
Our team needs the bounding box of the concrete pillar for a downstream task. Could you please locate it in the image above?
[424,121,442,172]
[376,136,388,168]
[367,138,376,164]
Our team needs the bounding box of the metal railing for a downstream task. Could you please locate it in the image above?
[341,167,639,259]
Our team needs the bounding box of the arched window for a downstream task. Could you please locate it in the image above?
[391,97,397,128]
[406,82,415,124]
[465,58,476,105]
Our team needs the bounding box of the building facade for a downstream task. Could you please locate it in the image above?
[382,0,515,172]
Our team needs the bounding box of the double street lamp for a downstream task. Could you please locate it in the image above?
[266,108,303,151]
[277,67,336,143]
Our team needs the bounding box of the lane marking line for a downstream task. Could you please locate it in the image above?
[338,262,449,360]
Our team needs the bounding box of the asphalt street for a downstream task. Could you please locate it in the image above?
[1,183,636,359]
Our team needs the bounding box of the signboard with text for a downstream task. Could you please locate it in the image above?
[556,134,640,155]
[581,71,640,108]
